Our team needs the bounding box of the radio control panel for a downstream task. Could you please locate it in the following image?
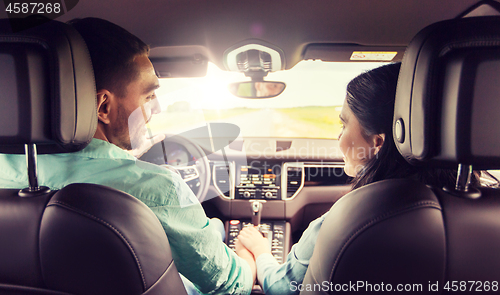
[235,165,281,200]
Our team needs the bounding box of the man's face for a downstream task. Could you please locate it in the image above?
[255,82,284,97]
[110,55,161,151]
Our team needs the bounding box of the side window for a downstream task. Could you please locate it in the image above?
[481,170,500,188]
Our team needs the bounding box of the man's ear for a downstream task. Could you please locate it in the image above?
[371,133,385,156]
[96,90,113,124]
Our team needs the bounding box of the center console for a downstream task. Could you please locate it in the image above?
[222,163,291,263]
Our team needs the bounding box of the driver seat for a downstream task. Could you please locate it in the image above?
[302,16,500,294]
[0,18,187,295]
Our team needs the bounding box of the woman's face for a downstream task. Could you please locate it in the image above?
[338,99,383,177]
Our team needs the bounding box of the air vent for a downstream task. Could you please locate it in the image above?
[214,164,231,198]
[286,166,303,199]
[283,162,347,200]
[304,166,349,185]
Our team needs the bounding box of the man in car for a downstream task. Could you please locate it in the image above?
[0,17,255,295]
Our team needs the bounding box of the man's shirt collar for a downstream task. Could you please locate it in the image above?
[77,138,136,160]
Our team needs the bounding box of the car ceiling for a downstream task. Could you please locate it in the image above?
[1,0,485,69]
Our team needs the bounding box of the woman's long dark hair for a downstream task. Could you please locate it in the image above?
[346,63,477,190]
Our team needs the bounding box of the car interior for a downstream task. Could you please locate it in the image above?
[304,15,500,294]
[0,18,188,295]
[1,0,500,294]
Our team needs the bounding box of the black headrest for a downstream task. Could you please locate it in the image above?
[0,18,96,154]
[394,16,500,170]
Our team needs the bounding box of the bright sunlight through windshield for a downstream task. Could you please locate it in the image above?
[149,61,386,139]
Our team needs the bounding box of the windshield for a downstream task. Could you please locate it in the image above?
[150,61,387,139]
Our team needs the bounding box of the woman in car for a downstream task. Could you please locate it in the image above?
[235,62,479,294]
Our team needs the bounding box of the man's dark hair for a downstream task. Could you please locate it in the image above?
[68,18,149,97]
[345,63,479,190]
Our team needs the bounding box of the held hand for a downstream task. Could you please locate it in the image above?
[237,226,271,259]
[235,237,257,284]
[235,238,254,260]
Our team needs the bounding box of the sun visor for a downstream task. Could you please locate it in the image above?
[303,44,405,62]
[149,46,208,78]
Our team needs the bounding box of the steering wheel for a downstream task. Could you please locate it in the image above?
[139,134,211,202]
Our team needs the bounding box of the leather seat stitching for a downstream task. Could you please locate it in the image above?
[47,200,147,290]
[329,201,441,280]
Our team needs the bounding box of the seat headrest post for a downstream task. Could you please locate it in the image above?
[455,164,472,192]
[25,144,40,191]
[443,164,481,199]
[19,144,50,197]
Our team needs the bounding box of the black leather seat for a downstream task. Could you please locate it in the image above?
[0,18,187,295]
[302,16,500,294]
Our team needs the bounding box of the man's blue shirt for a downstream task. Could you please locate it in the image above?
[0,139,252,295]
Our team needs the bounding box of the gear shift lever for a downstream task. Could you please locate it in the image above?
[251,200,269,240]
[251,201,262,226]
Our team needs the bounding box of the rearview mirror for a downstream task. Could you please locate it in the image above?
[228,81,286,99]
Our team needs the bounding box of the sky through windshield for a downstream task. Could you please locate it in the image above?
[151,61,387,139]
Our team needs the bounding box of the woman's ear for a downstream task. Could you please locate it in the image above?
[96,90,112,124]
[371,133,385,156]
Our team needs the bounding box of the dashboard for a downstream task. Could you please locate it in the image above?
[141,138,350,201]
[212,160,348,201]
[140,136,351,267]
